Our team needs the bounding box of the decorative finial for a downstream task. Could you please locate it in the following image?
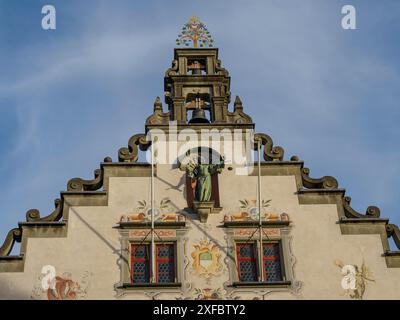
[176,16,214,48]
[234,96,243,111]
[154,96,162,111]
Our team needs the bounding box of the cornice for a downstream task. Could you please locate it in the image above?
[145,123,255,133]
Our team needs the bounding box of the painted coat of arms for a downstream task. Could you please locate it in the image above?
[191,239,222,279]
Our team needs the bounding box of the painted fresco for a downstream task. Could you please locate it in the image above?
[224,198,290,222]
[119,198,186,223]
[334,260,375,300]
[31,270,92,300]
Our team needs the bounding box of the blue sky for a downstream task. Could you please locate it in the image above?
[0,0,399,250]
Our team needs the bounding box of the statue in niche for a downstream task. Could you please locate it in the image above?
[186,156,224,202]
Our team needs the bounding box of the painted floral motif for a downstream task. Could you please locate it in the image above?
[31,271,92,300]
[334,260,374,300]
[194,288,222,300]
[119,198,185,223]
[191,239,222,279]
[224,199,290,222]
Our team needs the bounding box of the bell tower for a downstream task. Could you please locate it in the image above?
[145,16,253,131]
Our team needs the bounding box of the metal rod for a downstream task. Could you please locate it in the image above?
[150,137,155,283]
[257,139,264,282]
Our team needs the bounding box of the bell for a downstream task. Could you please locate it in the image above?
[189,108,210,123]
[192,68,202,75]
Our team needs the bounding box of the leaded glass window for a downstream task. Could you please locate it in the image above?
[263,243,283,282]
[131,244,150,283]
[130,243,176,284]
[236,243,258,282]
[235,242,284,283]
[156,244,175,283]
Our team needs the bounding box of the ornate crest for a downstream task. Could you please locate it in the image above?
[191,239,222,279]
[176,16,214,48]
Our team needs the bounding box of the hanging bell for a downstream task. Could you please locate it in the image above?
[191,68,202,75]
[189,108,210,123]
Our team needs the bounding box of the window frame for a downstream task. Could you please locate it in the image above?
[130,243,151,284]
[235,242,259,282]
[233,239,288,285]
[262,241,284,283]
[154,242,177,284]
[129,241,178,285]
[116,228,186,295]
[225,226,301,294]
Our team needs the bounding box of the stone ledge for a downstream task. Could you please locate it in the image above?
[102,162,154,177]
[116,222,186,229]
[338,217,389,224]
[297,189,346,205]
[61,191,108,206]
[230,281,291,288]
[257,161,303,166]
[0,256,24,273]
[224,221,290,228]
[61,191,108,196]
[248,161,304,177]
[339,220,387,236]
[17,222,68,239]
[298,188,346,195]
[0,255,23,261]
[119,282,182,289]
[383,251,400,268]
[145,123,255,133]
[18,221,67,227]
[101,162,153,167]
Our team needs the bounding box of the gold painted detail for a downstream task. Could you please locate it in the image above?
[224,198,290,223]
[119,199,186,223]
[233,228,281,238]
[191,239,222,279]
